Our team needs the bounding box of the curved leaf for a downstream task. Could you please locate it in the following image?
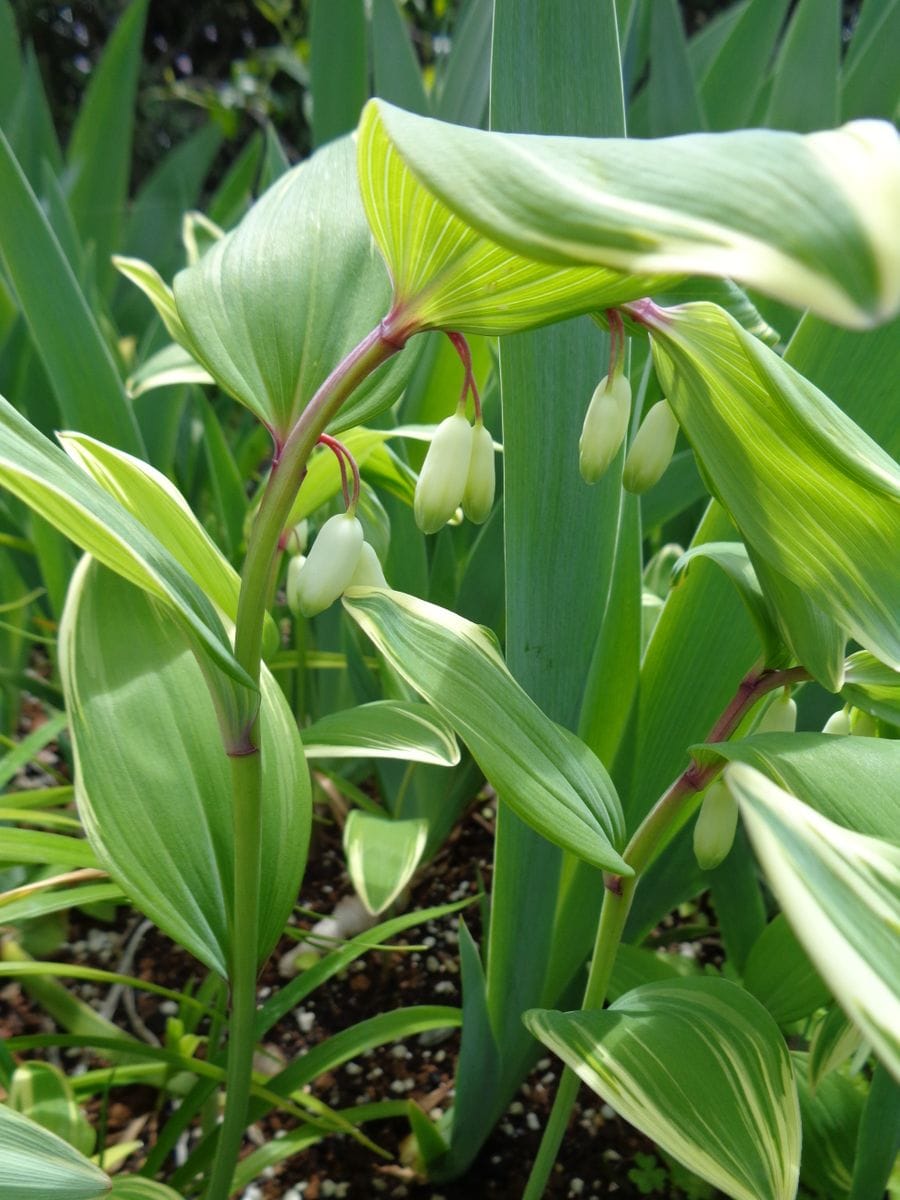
[302,700,459,765]
[743,914,831,1027]
[172,134,417,439]
[527,978,800,1200]
[8,1062,94,1158]
[369,100,900,329]
[343,811,429,915]
[0,1103,109,1200]
[108,1180,182,1200]
[342,587,628,873]
[842,650,900,724]
[59,560,310,977]
[357,100,667,336]
[726,762,900,1081]
[647,302,900,670]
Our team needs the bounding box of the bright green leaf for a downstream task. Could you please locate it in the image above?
[646,302,900,670]
[743,914,831,1027]
[0,1103,109,1200]
[842,650,900,724]
[726,762,900,1081]
[809,1005,865,1091]
[342,587,628,873]
[343,811,429,914]
[527,978,800,1200]
[108,1178,183,1199]
[126,343,214,399]
[59,560,310,977]
[8,1062,94,1158]
[368,99,900,329]
[302,701,460,766]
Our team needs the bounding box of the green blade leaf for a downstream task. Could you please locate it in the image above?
[302,700,460,766]
[0,131,142,453]
[842,650,900,723]
[172,135,416,440]
[343,811,429,915]
[726,761,900,1081]
[369,99,900,329]
[342,587,628,873]
[0,1103,109,1200]
[0,396,252,709]
[526,978,800,1200]
[357,100,668,337]
[59,560,310,977]
[743,914,831,1027]
[646,302,900,670]
[8,1062,94,1157]
[108,1180,182,1200]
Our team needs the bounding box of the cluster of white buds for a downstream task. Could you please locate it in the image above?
[413,333,496,535]
[693,778,739,871]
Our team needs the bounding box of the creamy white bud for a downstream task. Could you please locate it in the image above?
[622,399,679,494]
[348,541,388,589]
[462,422,496,523]
[285,554,307,614]
[579,373,631,484]
[288,519,309,556]
[693,778,739,871]
[287,513,363,617]
[822,708,852,735]
[414,413,473,535]
[756,694,797,734]
[850,709,878,737]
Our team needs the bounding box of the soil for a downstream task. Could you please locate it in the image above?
[2,707,710,1199]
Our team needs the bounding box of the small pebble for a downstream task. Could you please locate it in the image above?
[525,1112,540,1131]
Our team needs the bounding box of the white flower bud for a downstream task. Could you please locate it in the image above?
[622,399,679,494]
[285,553,307,615]
[579,372,631,484]
[414,412,474,535]
[348,541,388,589]
[850,709,878,737]
[693,778,739,871]
[287,513,363,617]
[287,519,308,556]
[462,422,496,524]
[756,693,797,734]
[822,708,852,735]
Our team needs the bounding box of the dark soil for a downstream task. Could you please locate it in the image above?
[3,753,709,1198]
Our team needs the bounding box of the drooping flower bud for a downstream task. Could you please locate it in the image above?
[822,708,852,735]
[287,519,309,556]
[462,422,496,524]
[693,778,739,871]
[756,693,797,734]
[414,412,473,535]
[579,372,631,484]
[285,553,307,615]
[850,708,878,737]
[287,512,363,617]
[622,399,679,494]
[348,541,389,589]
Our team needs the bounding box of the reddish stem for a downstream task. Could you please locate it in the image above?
[317,433,361,514]
[447,330,482,422]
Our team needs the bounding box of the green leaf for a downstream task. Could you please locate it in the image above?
[59,561,310,977]
[794,1051,862,1200]
[8,1062,94,1157]
[371,0,430,116]
[698,0,790,130]
[125,342,214,399]
[0,885,123,926]
[173,134,414,440]
[309,0,367,148]
[841,0,900,123]
[672,542,787,667]
[646,302,900,670]
[726,762,900,1081]
[0,829,99,870]
[342,588,628,873]
[743,914,831,1027]
[0,397,252,711]
[369,100,900,329]
[764,0,840,132]
[357,100,666,337]
[0,132,143,453]
[343,811,428,914]
[302,700,460,766]
[0,1103,109,1200]
[66,0,148,295]
[849,1062,900,1200]
[647,0,705,135]
[842,650,900,723]
[527,978,800,1200]
[108,1182,181,1200]
[809,1005,865,1091]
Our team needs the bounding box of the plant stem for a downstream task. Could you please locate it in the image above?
[522,662,809,1199]
[203,319,405,1200]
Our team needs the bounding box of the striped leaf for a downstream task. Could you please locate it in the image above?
[366,100,900,329]
[342,588,628,873]
[60,560,310,978]
[726,762,900,1082]
[343,811,429,915]
[526,978,800,1200]
[108,1179,182,1199]
[172,134,416,440]
[841,650,900,724]
[8,1062,94,1158]
[0,396,252,713]
[356,99,667,336]
[645,302,900,672]
[302,700,459,766]
[0,1103,109,1200]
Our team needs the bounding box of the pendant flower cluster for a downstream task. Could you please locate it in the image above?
[413,332,496,535]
